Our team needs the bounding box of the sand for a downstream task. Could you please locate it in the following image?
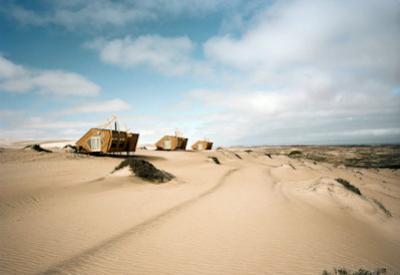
[0,146,399,274]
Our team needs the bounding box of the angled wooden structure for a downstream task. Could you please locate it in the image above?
[155,135,188,151]
[76,128,139,154]
[192,140,213,151]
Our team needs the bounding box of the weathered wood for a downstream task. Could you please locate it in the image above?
[192,140,213,151]
[155,135,188,151]
[76,128,139,154]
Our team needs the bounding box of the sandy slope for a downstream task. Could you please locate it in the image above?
[0,148,399,274]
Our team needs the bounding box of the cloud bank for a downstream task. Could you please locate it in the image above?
[0,56,100,96]
[0,98,131,141]
[6,0,241,30]
[0,56,130,141]
[191,0,400,144]
[87,35,210,76]
[2,0,400,145]
[63,99,130,114]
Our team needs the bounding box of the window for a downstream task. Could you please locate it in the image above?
[90,136,101,152]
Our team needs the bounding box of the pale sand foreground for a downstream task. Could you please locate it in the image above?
[0,147,400,274]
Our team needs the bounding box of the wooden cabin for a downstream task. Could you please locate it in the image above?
[155,135,188,151]
[192,140,213,151]
[76,128,139,154]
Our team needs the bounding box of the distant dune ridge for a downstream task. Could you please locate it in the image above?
[0,143,399,274]
[281,145,400,169]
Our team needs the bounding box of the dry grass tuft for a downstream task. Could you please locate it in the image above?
[372,198,392,217]
[335,178,362,196]
[209,156,221,165]
[114,158,174,183]
[24,144,52,153]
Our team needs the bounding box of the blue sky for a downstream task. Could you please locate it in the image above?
[0,0,399,146]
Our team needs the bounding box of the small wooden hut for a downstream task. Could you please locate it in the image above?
[76,128,139,154]
[192,140,213,151]
[155,135,188,151]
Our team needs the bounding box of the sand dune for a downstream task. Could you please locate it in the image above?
[0,147,399,274]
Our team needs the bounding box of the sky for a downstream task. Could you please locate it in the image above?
[0,0,399,146]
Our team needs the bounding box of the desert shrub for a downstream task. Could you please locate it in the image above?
[265,153,272,159]
[114,158,174,183]
[63,144,77,153]
[233,153,242,159]
[288,150,302,158]
[372,199,392,217]
[244,149,253,153]
[306,152,327,162]
[24,144,52,153]
[208,156,221,165]
[335,178,362,196]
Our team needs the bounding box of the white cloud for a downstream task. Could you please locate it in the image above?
[189,85,400,118]
[0,112,97,141]
[312,128,400,138]
[184,87,400,145]
[204,0,400,80]
[87,35,210,76]
[25,119,94,130]
[185,0,400,145]
[7,1,150,29]
[0,109,198,144]
[0,56,100,96]
[0,101,130,142]
[203,0,400,93]
[2,0,400,145]
[6,0,242,30]
[0,56,26,78]
[63,98,130,114]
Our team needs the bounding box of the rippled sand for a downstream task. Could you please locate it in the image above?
[1,147,399,274]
